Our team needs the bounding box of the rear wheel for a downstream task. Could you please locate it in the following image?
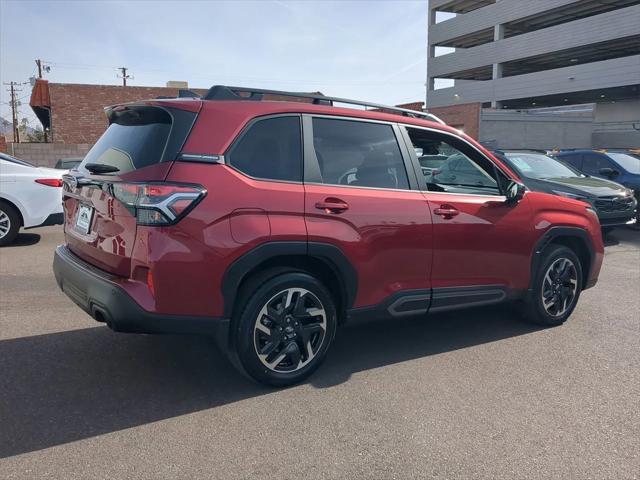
[0,201,21,246]
[234,271,337,387]
[522,245,583,326]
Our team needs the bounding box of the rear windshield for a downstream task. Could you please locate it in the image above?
[80,106,194,175]
[1,152,35,168]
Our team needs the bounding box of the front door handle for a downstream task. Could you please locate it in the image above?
[433,204,459,219]
[315,198,349,214]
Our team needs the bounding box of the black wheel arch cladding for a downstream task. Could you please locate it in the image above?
[529,226,594,291]
[221,241,357,318]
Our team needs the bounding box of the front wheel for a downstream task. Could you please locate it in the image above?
[234,271,337,387]
[521,245,583,326]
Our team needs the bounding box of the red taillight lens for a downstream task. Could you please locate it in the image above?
[35,178,63,187]
[111,182,206,226]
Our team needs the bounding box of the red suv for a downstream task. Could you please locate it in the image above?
[54,86,604,386]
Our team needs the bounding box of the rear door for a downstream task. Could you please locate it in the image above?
[401,125,534,307]
[63,105,196,276]
[303,115,433,314]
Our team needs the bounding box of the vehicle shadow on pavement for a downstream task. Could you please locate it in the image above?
[0,306,541,458]
[1,233,41,248]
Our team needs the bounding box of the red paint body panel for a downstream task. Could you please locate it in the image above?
[305,184,433,308]
[60,97,604,321]
[424,192,534,289]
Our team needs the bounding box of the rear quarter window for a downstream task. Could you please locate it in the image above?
[227,116,302,182]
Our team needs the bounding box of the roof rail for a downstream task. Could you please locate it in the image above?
[203,85,446,124]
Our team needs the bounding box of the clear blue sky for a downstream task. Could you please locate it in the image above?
[0,0,429,127]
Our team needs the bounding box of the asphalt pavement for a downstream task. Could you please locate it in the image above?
[0,226,638,479]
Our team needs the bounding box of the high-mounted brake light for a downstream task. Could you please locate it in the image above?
[35,178,63,187]
[111,182,206,226]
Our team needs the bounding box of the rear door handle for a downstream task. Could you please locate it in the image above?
[433,205,459,219]
[315,198,349,214]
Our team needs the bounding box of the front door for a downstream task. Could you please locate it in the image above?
[303,116,433,315]
[401,125,534,310]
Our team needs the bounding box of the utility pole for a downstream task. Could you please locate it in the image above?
[34,59,50,79]
[4,82,22,143]
[118,67,132,86]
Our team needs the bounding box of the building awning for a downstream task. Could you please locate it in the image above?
[30,79,51,131]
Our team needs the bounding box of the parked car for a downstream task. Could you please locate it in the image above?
[0,152,66,245]
[494,150,637,230]
[553,149,640,224]
[53,86,604,386]
[54,157,83,170]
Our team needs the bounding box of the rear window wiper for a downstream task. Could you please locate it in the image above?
[84,163,120,174]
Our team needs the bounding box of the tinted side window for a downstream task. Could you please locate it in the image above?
[405,127,502,195]
[312,118,409,190]
[558,153,582,169]
[582,154,612,174]
[228,116,302,182]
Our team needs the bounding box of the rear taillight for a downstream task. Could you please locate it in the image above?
[111,182,206,226]
[35,179,63,187]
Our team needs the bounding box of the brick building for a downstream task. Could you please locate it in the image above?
[30,80,208,145]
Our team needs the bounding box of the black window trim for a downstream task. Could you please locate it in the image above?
[302,113,420,192]
[224,113,304,185]
[398,124,512,198]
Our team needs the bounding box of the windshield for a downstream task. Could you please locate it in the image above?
[503,152,582,179]
[607,153,640,174]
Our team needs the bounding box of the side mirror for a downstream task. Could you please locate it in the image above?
[505,181,525,205]
[599,167,618,178]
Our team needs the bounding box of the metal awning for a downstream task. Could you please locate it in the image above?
[29,79,51,132]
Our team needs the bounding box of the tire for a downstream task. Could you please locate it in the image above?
[234,270,337,387]
[0,201,21,246]
[601,226,615,235]
[521,245,583,326]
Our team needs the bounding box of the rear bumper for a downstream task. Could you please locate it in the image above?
[25,212,64,229]
[53,245,230,343]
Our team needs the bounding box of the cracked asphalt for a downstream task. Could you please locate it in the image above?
[1,226,638,479]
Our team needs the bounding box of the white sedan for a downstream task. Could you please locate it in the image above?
[0,153,67,245]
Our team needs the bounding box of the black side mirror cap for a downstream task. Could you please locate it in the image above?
[505,181,526,205]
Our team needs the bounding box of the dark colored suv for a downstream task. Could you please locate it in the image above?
[53,86,604,386]
[554,149,640,225]
[493,150,637,229]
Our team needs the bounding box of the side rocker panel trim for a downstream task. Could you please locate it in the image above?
[429,285,507,313]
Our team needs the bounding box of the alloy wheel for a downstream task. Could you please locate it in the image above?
[253,287,327,373]
[541,257,578,317]
[0,210,10,240]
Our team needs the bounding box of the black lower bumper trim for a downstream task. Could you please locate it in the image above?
[53,245,230,342]
[599,216,636,227]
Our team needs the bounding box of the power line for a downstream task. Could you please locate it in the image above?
[39,59,424,87]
